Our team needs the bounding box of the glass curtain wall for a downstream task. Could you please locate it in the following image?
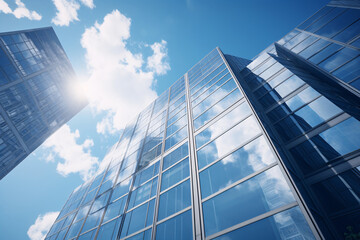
[46,48,318,240]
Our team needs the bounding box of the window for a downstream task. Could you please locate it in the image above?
[161,158,190,191]
[197,116,261,169]
[202,166,295,236]
[163,142,188,170]
[158,180,191,220]
[199,136,276,198]
[195,102,252,148]
[156,210,192,240]
[213,207,315,240]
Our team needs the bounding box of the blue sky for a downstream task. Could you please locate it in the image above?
[0,0,329,239]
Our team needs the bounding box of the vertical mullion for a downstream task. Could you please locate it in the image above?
[185,72,205,240]
[151,89,171,240]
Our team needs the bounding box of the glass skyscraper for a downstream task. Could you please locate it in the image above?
[0,27,87,179]
[46,1,360,239]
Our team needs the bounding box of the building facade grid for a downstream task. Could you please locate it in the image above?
[47,1,360,239]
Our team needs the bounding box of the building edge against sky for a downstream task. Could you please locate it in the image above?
[0,27,87,180]
[46,1,360,240]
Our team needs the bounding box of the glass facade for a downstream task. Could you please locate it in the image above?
[47,2,360,239]
[0,27,87,179]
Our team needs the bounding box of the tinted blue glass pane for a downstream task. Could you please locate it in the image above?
[167,107,186,126]
[166,115,187,137]
[97,217,121,240]
[350,78,360,91]
[158,180,191,220]
[103,196,127,222]
[146,199,155,227]
[194,89,243,130]
[192,69,230,100]
[332,56,360,82]
[121,203,148,237]
[274,116,303,142]
[306,7,345,33]
[191,64,227,93]
[81,208,104,233]
[161,158,190,191]
[298,6,332,30]
[92,191,110,213]
[291,35,318,54]
[193,79,238,118]
[290,139,332,175]
[78,229,96,240]
[285,87,320,112]
[164,127,188,151]
[334,19,360,43]
[214,207,315,240]
[309,43,342,65]
[110,178,132,202]
[316,9,360,39]
[156,210,193,240]
[66,220,84,239]
[312,169,360,213]
[202,166,295,236]
[318,117,360,156]
[127,228,152,240]
[351,37,360,48]
[318,47,358,72]
[266,69,293,89]
[196,102,252,148]
[294,96,342,130]
[133,162,159,188]
[274,75,304,98]
[163,142,188,170]
[267,105,290,122]
[299,39,330,59]
[200,136,276,198]
[74,204,90,222]
[192,73,232,106]
[128,177,158,209]
[197,116,261,169]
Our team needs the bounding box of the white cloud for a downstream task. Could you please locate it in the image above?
[96,115,117,135]
[51,0,80,26]
[79,0,94,9]
[51,0,95,26]
[0,0,12,14]
[43,124,99,180]
[27,211,59,240]
[147,40,171,75]
[0,0,41,20]
[81,9,170,135]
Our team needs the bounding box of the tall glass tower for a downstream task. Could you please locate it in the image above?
[46,1,360,239]
[0,27,87,179]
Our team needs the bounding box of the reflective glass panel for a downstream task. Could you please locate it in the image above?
[96,217,121,240]
[161,158,190,191]
[155,210,193,240]
[214,207,315,240]
[194,89,243,130]
[202,166,295,236]
[163,142,188,170]
[293,96,342,130]
[103,196,127,223]
[196,102,252,148]
[200,136,276,198]
[197,116,261,169]
[158,180,191,220]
